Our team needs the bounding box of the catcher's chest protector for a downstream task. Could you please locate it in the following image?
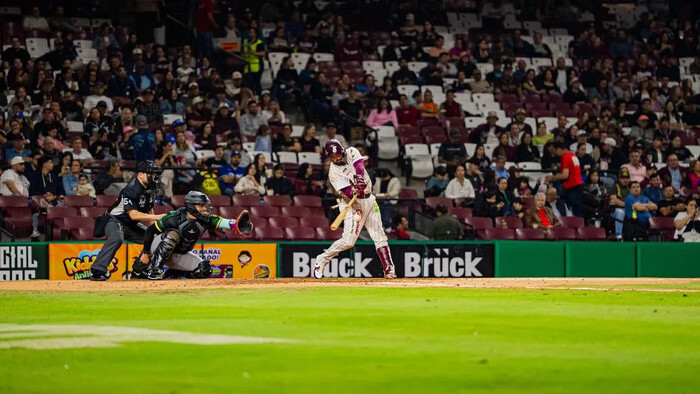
[173,210,207,253]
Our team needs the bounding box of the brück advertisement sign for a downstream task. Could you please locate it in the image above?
[278,243,494,278]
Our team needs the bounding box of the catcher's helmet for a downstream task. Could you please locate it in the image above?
[136,160,163,190]
[324,139,345,163]
[184,191,212,221]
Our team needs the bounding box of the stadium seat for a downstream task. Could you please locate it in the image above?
[649,217,676,241]
[300,216,329,228]
[269,217,299,228]
[281,206,311,218]
[316,227,343,240]
[96,194,117,207]
[577,227,607,241]
[448,207,473,220]
[63,217,95,239]
[263,195,292,207]
[294,195,322,207]
[426,197,453,211]
[233,195,261,207]
[485,228,516,240]
[75,227,96,240]
[63,195,94,207]
[251,206,281,218]
[516,228,546,240]
[218,206,247,219]
[285,227,317,240]
[208,195,232,207]
[254,227,285,241]
[559,217,584,228]
[153,205,172,215]
[170,195,186,208]
[464,217,494,239]
[548,227,578,241]
[80,207,105,218]
[495,216,524,229]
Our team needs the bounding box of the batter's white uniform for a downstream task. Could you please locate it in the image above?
[314,147,389,273]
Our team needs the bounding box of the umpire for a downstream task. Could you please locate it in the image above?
[90,161,164,280]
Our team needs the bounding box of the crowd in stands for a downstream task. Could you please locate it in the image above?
[1,1,700,242]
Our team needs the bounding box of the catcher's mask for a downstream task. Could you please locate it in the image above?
[184,191,212,221]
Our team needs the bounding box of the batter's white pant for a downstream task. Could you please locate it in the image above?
[150,233,202,272]
[315,194,388,265]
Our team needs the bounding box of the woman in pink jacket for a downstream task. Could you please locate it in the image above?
[366,98,398,128]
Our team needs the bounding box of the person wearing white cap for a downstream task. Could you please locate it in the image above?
[0,156,30,196]
[226,71,244,97]
[187,96,212,129]
[473,111,504,144]
[563,77,588,105]
[569,129,593,154]
[599,137,627,174]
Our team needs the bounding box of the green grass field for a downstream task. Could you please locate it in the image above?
[1,283,699,393]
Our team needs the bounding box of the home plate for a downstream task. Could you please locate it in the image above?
[0,324,295,350]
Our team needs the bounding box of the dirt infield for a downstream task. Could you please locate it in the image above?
[1,277,698,292]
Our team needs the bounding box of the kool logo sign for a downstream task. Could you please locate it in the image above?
[49,244,127,280]
[0,245,40,281]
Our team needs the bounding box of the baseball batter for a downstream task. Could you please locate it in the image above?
[312,140,397,279]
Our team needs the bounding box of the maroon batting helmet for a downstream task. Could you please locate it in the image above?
[324,139,344,161]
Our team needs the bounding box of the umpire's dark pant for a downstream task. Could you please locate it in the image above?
[91,217,145,274]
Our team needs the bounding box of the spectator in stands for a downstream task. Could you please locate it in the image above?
[428,203,463,240]
[239,101,267,137]
[465,158,485,192]
[472,111,503,145]
[642,173,664,204]
[254,125,273,153]
[438,129,468,177]
[40,137,62,167]
[425,166,449,197]
[310,72,333,123]
[295,163,323,196]
[266,164,295,197]
[0,157,30,197]
[382,32,403,62]
[491,155,509,181]
[299,124,321,153]
[420,90,439,119]
[123,115,154,161]
[666,136,694,163]
[4,133,30,165]
[612,77,634,102]
[218,151,244,196]
[519,69,545,97]
[493,132,516,162]
[339,88,365,134]
[235,163,265,196]
[24,6,50,31]
[468,69,492,94]
[27,155,59,197]
[582,169,607,225]
[563,78,588,105]
[389,214,411,240]
[83,107,109,141]
[654,117,677,150]
[485,60,504,86]
[545,186,571,219]
[374,169,400,227]
[445,165,475,199]
[646,136,667,166]
[688,160,700,192]
[621,150,647,183]
[62,160,82,196]
[516,132,540,163]
[90,130,118,160]
[495,177,523,218]
[439,90,466,120]
[95,159,126,195]
[546,142,584,217]
[195,122,217,150]
[657,184,686,218]
[130,62,156,93]
[195,0,218,59]
[531,32,552,58]
[624,181,657,240]
[391,59,416,86]
[575,142,596,176]
[660,153,688,191]
[682,98,700,126]
[274,123,301,153]
[1,36,30,70]
[48,6,75,32]
[535,68,559,95]
[204,146,226,172]
[76,174,96,198]
[590,78,613,104]
[674,198,700,242]
[508,108,533,135]
[108,66,137,99]
[490,38,514,64]
[262,100,285,124]
[532,122,553,148]
[524,191,560,230]
[366,98,398,128]
[609,29,633,59]
[395,94,420,127]
[92,23,120,51]
[161,89,186,116]
[629,115,654,148]
[318,123,347,148]
[600,137,626,173]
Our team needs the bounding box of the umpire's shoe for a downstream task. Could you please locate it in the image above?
[89,270,109,281]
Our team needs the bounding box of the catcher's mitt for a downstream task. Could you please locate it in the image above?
[233,210,253,238]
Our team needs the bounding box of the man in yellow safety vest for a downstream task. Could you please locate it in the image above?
[242,27,266,95]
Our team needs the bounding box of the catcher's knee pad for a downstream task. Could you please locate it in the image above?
[158,230,180,258]
[188,260,212,279]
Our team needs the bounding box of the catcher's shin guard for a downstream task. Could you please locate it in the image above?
[163,260,212,279]
[148,230,180,280]
[376,246,396,279]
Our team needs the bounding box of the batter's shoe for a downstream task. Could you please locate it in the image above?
[148,267,164,280]
[312,259,329,279]
[384,272,397,279]
[89,270,109,281]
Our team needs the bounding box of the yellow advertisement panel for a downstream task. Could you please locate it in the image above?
[199,243,277,279]
[49,243,129,280]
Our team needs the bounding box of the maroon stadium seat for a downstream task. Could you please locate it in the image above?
[294,195,322,207]
[300,216,329,228]
[76,227,97,240]
[250,216,269,229]
[316,227,343,240]
[46,206,77,234]
[547,227,578,241]
[218,206,247,218]
[233,194,261,207]
[153,205,172,215]
[516,228,546,240]
[269,217,299,228]
[464,217,494,239]
[208,195,232,207]
[425,134,447,145]
[448,207,473,220]
[281,206,311,218]
[80,207,105,218]
[63,217,95,239]
[96,194,117,207]
[399,188,418,199]
[254,227,285,241]
[396,125,419,136]
[577,227,607,240]
[263,195,292,207]
[485,228,516,240]
[251,206,281,218]
[170,194,187,207]
[63,195,94,207]
[495,216,524,229]
[425,196,453,210]
[400,135,423,145]
[649,216,676,241]
[285,227,317,240]
[559,217,584,228]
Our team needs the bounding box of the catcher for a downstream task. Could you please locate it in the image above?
[131,191,253,280]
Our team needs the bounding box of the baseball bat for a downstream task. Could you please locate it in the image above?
[330,194,358,231]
